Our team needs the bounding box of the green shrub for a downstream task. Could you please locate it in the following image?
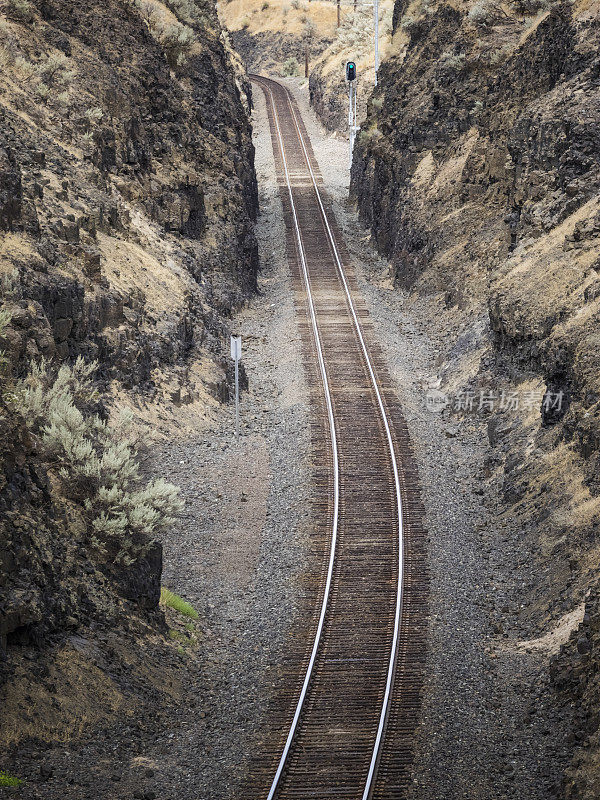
[35,81,50,101]
[135,0,157,27]
[471,99,484,117]
[282,56,298,76]
[84,106,104,126]
[439,50,466,71]
[0,268,20,300]
[303,17,315,38]
[36,52,75,86]
[261,1,269,9]
[239,15,250,28]
[160,588,199,619]
[14,359,184,564]
[166,0,203,24]
[0,771,22,787]
[13,55,36,81]
[155,20,195,68]
[56,89,70,106]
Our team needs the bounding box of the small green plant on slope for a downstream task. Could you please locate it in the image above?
[135,0,157,28]
[155,20,196,68]
[36,52,75,86]
[13,55,36,82]
[166,0,206,24]
[35,82,50,102]
[13,358,184,565]
[439,50,466,71]
[160,587,199,619]
[84,106,104,127]
[0,771,23,787]
[282,56,299,77]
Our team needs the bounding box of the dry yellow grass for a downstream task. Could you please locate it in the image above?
[98,232,187,314]
[220,0,339,36]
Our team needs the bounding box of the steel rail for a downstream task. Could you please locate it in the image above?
[254,75,405,800]
[258,78,341,800]
[278,78,405,800]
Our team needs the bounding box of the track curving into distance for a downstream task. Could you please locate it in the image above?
[248,75,428,800]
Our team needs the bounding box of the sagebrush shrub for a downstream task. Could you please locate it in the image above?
[439,50,466,71]
[14,359,183,563]
[35,82,50,101]
[166,0,202,24]
[468,0,487,22]
[84,105,104,126]
[36,52,74,86]
[13,55,36,81]
[155,20,195,68]
[5,0,33,22]
[282,56,298,76]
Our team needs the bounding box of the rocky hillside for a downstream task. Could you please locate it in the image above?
[219,0,337,78]
[351,1,600,796]
[0,0,257,783]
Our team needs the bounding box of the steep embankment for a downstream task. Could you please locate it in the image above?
[352,1,600,796]
[219,0,337,77]
[0,0,257,780]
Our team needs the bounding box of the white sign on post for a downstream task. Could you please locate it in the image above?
[230,335,242,440]
[230,335,242,361]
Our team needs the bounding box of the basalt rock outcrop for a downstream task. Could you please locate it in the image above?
[1,0,258,389]
[0,0,258,768]
[351,1,600,795]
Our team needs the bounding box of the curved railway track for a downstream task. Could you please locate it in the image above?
[248,75,428,800]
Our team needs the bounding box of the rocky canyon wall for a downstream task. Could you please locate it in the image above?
[351,2,600,795]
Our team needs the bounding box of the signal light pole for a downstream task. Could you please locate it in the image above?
[346,61,358,170]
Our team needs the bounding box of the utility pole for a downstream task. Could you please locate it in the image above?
[337,0,340,27]
[305,45,309,78]
[230,335,241,440]
[346,61,358,170]
[374,0,379,85]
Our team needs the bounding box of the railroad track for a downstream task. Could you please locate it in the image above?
[248,75,428,800]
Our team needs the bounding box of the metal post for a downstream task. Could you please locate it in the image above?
[304,45,309,78]
[374,0,379,85]
[230,334,242,441]
[348,82,357,170]
[348,82,353,170]
[337,0,340,27]
[235,354,239,441]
